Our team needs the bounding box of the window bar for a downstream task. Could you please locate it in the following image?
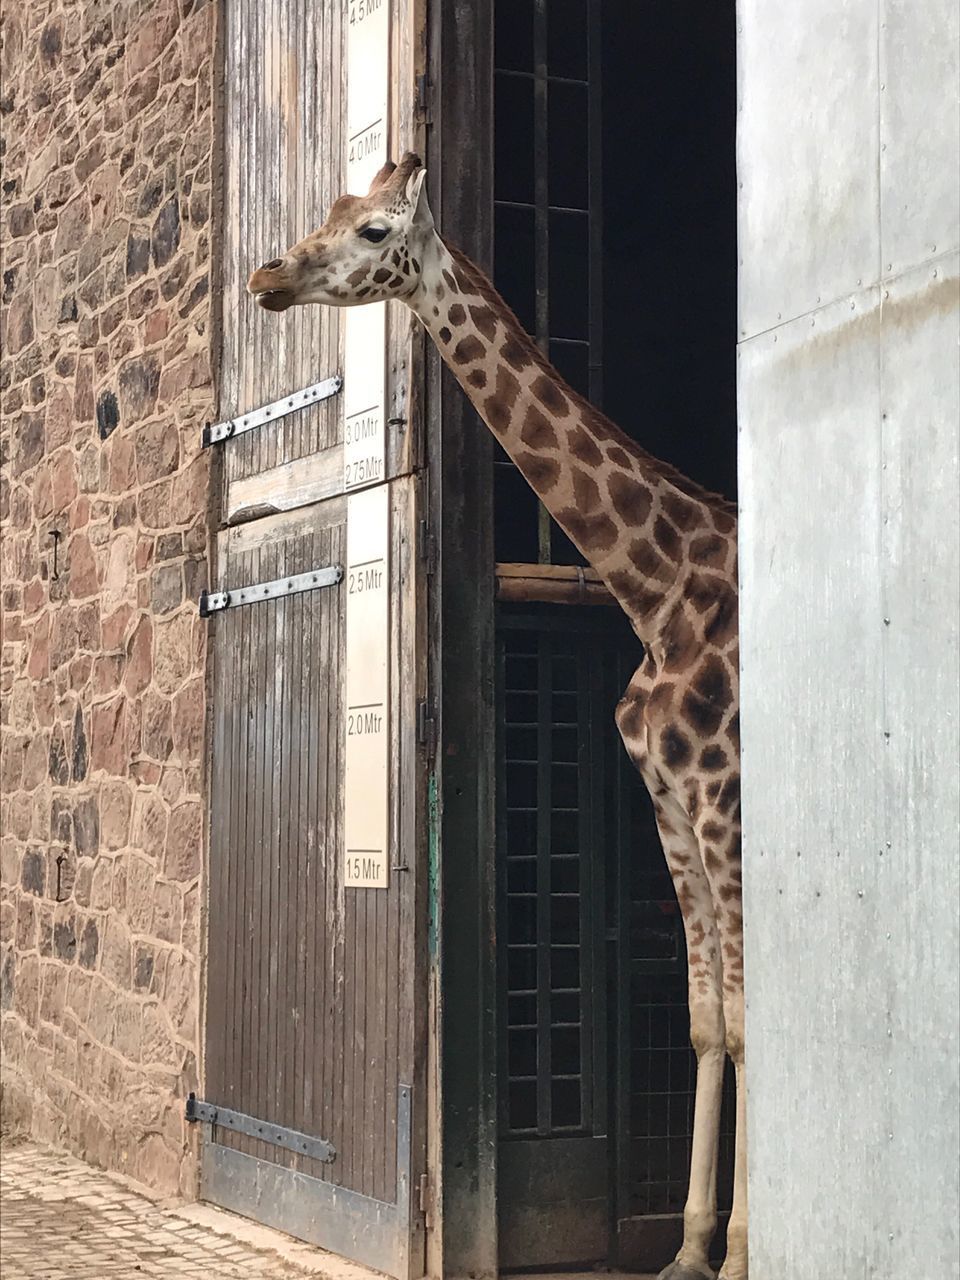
[588,0,604,408]
[495,633,512,1133]
[533,0,552,564]
[536,631,553,1132]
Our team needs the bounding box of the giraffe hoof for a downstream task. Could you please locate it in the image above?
[657,1264,714,1280]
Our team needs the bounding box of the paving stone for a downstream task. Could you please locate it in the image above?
[0,1143,310,1279]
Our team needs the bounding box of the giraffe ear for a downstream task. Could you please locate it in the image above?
[367,161,397,194]
[406,167,432,230]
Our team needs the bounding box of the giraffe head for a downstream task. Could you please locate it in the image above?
[247,152,433,312]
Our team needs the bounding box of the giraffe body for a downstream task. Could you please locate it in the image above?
[248,154,746,1280]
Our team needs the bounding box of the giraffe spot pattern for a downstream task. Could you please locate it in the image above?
[607,569,661,618]
[453,335,485,364]
[531,374,570,418]
[690,533,729,568]
[557,507,619,554]
[607,445,631,468]
[568,426,603,467]
[662,491,700,530]
[608,472,653,525]
[653,514,681,562]
[717,777,740,816]
[485,367,522,435]
[704,846,724,876]
[681,655,733,737]
[662,605,697,671]
[347,266,368,286]
[501,336,529,372]
[704,581,737,647]
[516,451,561,493]
[646,681,676,715]
[520,404,559,450]
[469,304,498,341]
[372,267,392,284]
[448,303,466,326]
[627,538,665,579]
[572,468,602,513]
[582,406,616,440]
[467,368,487,389]
[438,326,452,344]
[442,268,459,292]
[699,744,728,772]
[615,697,643,739]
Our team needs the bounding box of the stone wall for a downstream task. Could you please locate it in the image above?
[0,0,217,1196]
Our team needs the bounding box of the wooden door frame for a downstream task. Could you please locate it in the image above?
[427,0,499,1276]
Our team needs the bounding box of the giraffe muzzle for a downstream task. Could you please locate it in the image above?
[252,288,296,312]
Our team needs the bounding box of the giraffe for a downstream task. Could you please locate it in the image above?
[248,153,745,1280]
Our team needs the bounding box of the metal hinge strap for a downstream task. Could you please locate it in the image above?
[417,699,436,755]
[199,564,343,617]
[202,374,342,447]
[185,1094,336,1163]
[417,519,437,574]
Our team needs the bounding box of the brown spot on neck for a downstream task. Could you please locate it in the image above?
[520,404,559,450]
[485,367,522,436]
[501,335,529,372]
[558,507,618,554]
[531,374,570,418]
[572,468,601,513]
[516,451,561,494]
[469,304,498,342]
[608,472,653,525]
[569,425,603,467]
[452,334,485,364]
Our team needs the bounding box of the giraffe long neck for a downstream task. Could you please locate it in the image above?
[408,237,738,646]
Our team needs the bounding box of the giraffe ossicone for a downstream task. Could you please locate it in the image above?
[248,153,746,1280]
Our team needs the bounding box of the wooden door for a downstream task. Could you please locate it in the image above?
[202,486,425,1280]
[198,2,428,1275]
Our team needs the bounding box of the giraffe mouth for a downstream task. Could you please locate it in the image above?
[254,288,296,312]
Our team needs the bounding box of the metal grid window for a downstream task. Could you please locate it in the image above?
[493,0,602,565]
[498,625,598,1135]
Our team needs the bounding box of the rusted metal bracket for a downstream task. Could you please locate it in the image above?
[199,565,343,617]
[186,1094,336,1163]
[202,374,342,447]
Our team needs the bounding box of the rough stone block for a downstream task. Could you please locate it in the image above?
[163,800,200,882]
[100,781,132,851]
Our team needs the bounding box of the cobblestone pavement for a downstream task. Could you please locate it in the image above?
[0,1142,315,1279]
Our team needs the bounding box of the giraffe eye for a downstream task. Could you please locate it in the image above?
[359,225,389,244]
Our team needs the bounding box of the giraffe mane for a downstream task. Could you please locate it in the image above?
[444,240,738,520]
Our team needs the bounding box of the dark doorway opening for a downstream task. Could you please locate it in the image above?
[490,0,738,1270]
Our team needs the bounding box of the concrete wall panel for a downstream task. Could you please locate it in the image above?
[880,0,960,277]
[738,0,960,1272]
[737,0,880,337]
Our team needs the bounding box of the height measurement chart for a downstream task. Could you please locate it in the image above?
[343,0,390,492]
[344,485,390,888]
[343,0,391,889]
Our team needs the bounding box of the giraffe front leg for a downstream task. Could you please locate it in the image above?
[651,803,726,1280]
[717,1054,747,1280]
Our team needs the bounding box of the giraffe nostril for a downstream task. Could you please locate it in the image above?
[263,258,283,271]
